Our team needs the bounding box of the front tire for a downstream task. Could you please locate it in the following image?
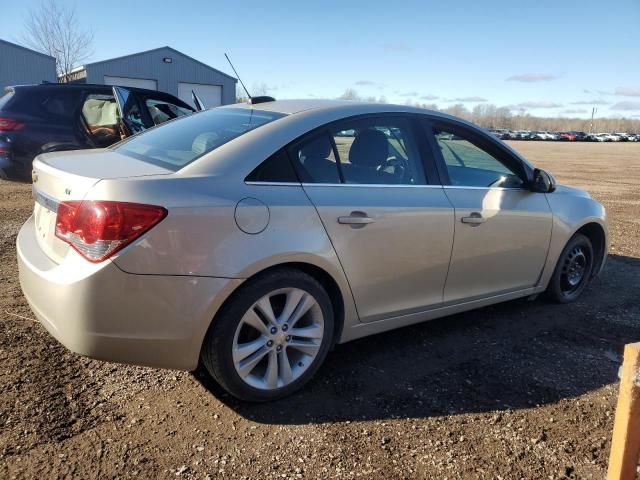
[545,233,594,303]
[201,268,334,402]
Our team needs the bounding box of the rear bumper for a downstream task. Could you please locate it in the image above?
[17,215,241,370]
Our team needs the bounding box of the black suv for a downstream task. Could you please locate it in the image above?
[0,83,196,180]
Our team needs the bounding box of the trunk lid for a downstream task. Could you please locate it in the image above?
[31,149,172,263]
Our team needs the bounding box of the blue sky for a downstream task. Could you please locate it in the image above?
[4,0,640,119]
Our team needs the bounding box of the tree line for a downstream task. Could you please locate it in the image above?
[338,89,640,134]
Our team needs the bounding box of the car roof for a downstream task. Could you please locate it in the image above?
[220,98,445,117]
[184,98,535,178]
[6,82,162,96]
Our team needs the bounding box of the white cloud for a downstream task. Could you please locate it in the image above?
[420,94,439,100]
[452,96,487,102]
[382,42,413,52]
[615,87,640,97]
[569,99,609,105]
[355,80,375,86]
[610,101,640,111]
[514,101,563,109]
[506,73,560,83]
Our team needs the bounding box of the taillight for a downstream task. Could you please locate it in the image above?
[0,117,25,131]
[55,200,167,262]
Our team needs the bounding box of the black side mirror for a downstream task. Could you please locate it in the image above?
[531,168,556,193]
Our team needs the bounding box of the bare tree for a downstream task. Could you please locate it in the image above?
[22,0,94,82]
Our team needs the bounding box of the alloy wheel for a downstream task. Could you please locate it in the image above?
[232,288,324,390]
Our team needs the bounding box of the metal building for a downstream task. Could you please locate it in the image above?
[66,46,237,108]
[0,39,56,92]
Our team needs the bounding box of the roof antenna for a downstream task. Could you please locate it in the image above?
[225,53,251,100]
[224,53,275,105]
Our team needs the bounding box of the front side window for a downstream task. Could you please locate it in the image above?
[115,108,285,170]
[82,93,120,146]
[434,126,524,188]
[145,98,193,125]
[331,117,426,185]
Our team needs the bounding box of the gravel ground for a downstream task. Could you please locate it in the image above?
[0,141,639,479]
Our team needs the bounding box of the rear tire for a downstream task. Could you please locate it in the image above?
[545,233,594,303]
[201,268,334,402]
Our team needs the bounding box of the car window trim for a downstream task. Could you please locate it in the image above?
[300,183,445,189]
[424,116,531,188]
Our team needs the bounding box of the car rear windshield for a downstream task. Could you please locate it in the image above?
[115,108,286,170]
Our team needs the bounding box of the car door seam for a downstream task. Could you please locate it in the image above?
[440,187,458,303]
[298,185,362,322]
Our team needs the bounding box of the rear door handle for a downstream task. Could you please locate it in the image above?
[461,213,486,225]
[338,213,374,226]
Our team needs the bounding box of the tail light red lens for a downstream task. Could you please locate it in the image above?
[0,117,25,131]
[55,200,167,262]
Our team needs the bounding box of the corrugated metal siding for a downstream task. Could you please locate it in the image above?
[85,47,236,104]
[0,40,56,91]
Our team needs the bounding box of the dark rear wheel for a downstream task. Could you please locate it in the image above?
[201,268,334,402]
[545,233,594,303]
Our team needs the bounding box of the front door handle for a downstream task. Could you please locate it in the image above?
[461,213,486,225]
[338,212,374,226]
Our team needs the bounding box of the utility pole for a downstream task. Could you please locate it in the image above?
[589,107,597,134]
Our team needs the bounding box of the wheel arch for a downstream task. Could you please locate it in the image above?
[574,221,607,278]
[201,261,348,354]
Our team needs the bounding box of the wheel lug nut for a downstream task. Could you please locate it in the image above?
[266,340,273,347]
[286,335,291,342]
[270,327,277,334]
[276,345,282,352]
[282,324,289,332]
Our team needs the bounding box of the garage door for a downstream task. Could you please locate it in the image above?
[178,82,222,109]
[104,76,158,90]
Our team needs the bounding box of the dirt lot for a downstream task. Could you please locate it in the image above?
[1,141,639,479]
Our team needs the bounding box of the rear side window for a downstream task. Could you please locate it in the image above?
[40,91,78,119]
[115,108,285,171]
[0,88,77,119]
[289,133,341,183]
[246,149,299,183]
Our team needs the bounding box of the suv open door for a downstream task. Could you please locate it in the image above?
[112,86,146,137]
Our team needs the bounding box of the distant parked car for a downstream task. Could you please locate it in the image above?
[571,131,589,141]
[529,131,552,140]
[516,130,532,140]
[558,132,577,141]
[589,133,610,142]
[0,83,197,180]
[547,132,561,141]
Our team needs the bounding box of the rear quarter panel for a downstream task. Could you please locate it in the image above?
[91,175,359,336]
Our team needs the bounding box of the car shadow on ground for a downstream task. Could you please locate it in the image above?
[194,254,639,425]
